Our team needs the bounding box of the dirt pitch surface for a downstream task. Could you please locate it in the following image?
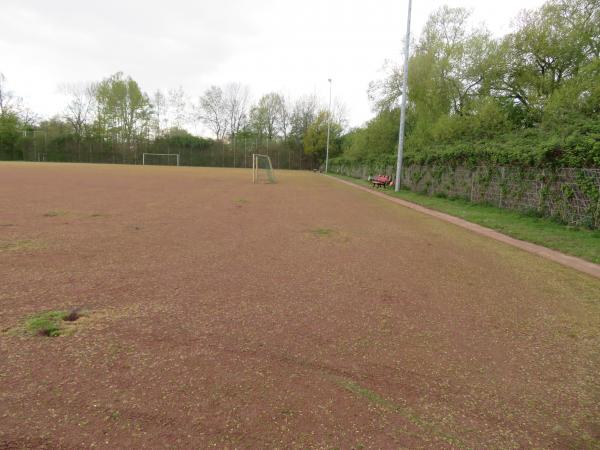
[1,162,600,449]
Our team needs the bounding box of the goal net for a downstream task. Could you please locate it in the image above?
[253,154,276,184]
[142,153,180,166]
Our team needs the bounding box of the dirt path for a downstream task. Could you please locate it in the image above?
[1,163,599,449]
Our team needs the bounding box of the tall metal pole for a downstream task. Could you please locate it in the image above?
[395,0,412,192]
[325,78,332,173]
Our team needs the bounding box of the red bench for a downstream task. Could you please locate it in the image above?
[370,175,393,188]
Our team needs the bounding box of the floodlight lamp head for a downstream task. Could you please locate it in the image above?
[328,78,332,83]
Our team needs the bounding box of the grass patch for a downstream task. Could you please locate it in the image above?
[21,308,84,337]
[330,174,600,264]
[44,210,67,217]
[24,311,68,337]
[311,227,336,237]
[0,239,44,252]
[234,198,248,204]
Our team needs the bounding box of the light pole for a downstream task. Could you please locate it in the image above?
[395,0,413,192]
[325,78,332,173]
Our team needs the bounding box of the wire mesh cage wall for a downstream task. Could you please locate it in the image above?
[10,138,318,171]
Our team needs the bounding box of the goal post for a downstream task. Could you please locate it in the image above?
[253,154,276,184]
[142,153,180,166]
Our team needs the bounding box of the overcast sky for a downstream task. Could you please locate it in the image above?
[1,0,547,134]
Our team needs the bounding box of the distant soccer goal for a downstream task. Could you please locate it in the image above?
[142,153,180,166]
[253,154,276,184]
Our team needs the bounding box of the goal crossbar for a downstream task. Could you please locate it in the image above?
[142,153,180,166]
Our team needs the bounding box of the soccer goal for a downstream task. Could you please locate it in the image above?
[142,153,180,166]
[253,154,276,184]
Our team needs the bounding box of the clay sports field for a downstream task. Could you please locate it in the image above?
[1,162,599,449]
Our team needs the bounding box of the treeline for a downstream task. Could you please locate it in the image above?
[341,0,600,168]
[0,72,346,165]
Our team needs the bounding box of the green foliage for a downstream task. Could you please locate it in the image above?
[95,72,152,147]
[155,128,213,150]
[404,118,600,168]
[348,0,600,169]
[289,94,319,149]
[0,112,22,159]
[499,0,599,116]
[544,59,600,125]
[249,93,285,140]
[304,111,343,162]
[0,72,26,159]
[342,109,400,161]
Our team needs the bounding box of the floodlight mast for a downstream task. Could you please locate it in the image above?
[395,0,413,192]
[325,78,332,173]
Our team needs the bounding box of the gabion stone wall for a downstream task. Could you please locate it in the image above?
[330,163,600,229]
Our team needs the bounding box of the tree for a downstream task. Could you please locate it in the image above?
[95,72,153,151]
[303,110,343,162]
[156,127,213,151]
[416,7,495,116]
[0,73,25,159]
[369,6,496,118]
[342,109,400,161]
[544,58,600,125]
[249,93,284,140]
[0,73,22,116]
[289,94,319,147]
[60,82,96,146]
[223,83,250,139]
[0,112,21,160]
[342,0,600,165]
[152,89,168,136]
[195,86,228,140]
[492,0,600,123]
[276,95,291,140]
[168,86,188,130]
[331,100,349,133]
